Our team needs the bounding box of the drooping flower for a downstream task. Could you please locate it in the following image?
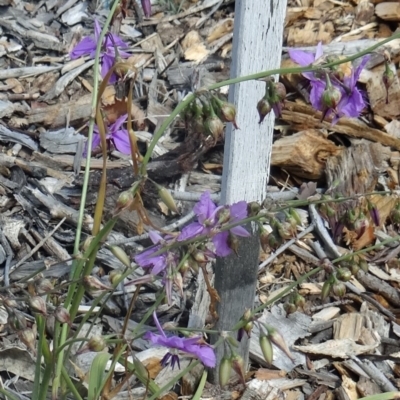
[70,20,129,83]
[178,192,250,257]
[85,114,131,156]
[144,312,216,369]
[135,231,170,275]
[289,42,369,122]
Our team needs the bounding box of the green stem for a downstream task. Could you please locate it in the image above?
[62,366,84,400]
[72,0,121,267]
[140,31,400,176]
[32,315,46,400]
[192,370,207,400]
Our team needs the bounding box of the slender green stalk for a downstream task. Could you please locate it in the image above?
[38,364,53,400]
[140,31,400,175]
[0,388,21,400]
[192,370,207,400]
[72,0,122,267]
[32,316,46,400]
[62,366,84,400]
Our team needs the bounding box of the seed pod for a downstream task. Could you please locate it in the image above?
[192,250,207,264]
[259,335,273,364]
[265,325,295,362]
[114,190,134,214]
[243,321,253,338]
[217,208,231,225]
[109,245,131,268]
[156,184,179,214]
[274,82,287,102]
[321,74,341,109]
[28,296,47,316]
[4,297,18,309]
[219,356,232,387]
[293,293,306,308]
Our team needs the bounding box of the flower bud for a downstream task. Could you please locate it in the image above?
[19,328,36,354]
[188,257,199,274]
[243,321,253,338]
[332,281,346,297]
[28,296,47,316]
[274,82,287,102]
[109,269,124,286]
[35,278,54,295]
[257,98,272,123]
[283,301,297,315]
[219,356,232,387]
[217,208,231,225]
[204,115,225,141]
[88,336,107,352]
[383,62,395,104]
[109,246,131,268]
[259,335,273,365]
[227,233,240,256]
[220,102,239,129]
[141,0,151,17]
[4,297,18,309]
[322,83,341,110]
[359,259,369,273]
[192,250,207,264]
[350,262,360,276]
[55,306,72,327]
[247,201,260,217]
[367,200,380,226]
[7,310,27,332]
[336,268,352,282]
[320,280,332,301]
[293,293,306,308]
[114,190,134,215]
[231,354,245,384]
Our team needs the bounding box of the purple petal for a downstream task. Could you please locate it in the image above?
[141,0,152,17]
[309,80,325,111]
[351,55,370,88]
[84,133,101,156]
[288,49,315,67]
[94,19,101,42]
[185,343,216,368]
[70,37,96,59]
[112,129,131,154]
[104,33,129,50]
[231,225,250,237]
[338,88,365,118]
[230,201,248,221]
[151,256,168,275]
[212,232,231,257]
[149,231,163,245]
[101,53,115,81]
[111,114,128,132]
[152,311,166,336]
[193,192,217,224]
[178,222,204,241]
[315,42,323,60]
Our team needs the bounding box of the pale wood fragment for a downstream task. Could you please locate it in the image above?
[271,129,343,180]
[375,2,400,21]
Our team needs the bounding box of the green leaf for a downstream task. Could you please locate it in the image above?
[87,353,112,400]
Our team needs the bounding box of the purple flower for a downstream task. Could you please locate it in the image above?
[85,114,131,156]
[135,231,169,275]
[141,0,151,17]
[178,192,250,257]
[144,312,216,369]
[289,43,369,122]
[70,20,129,83]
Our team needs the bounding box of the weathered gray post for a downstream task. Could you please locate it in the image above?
[210,0,287,383]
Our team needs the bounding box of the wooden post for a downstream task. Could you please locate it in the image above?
[210,0,287,383]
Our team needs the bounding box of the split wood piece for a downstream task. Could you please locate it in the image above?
[271,129,343,180]
[375,3,400,22]
[363,63,400,119]
[281,101,400,151]
[325,141,389,197]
